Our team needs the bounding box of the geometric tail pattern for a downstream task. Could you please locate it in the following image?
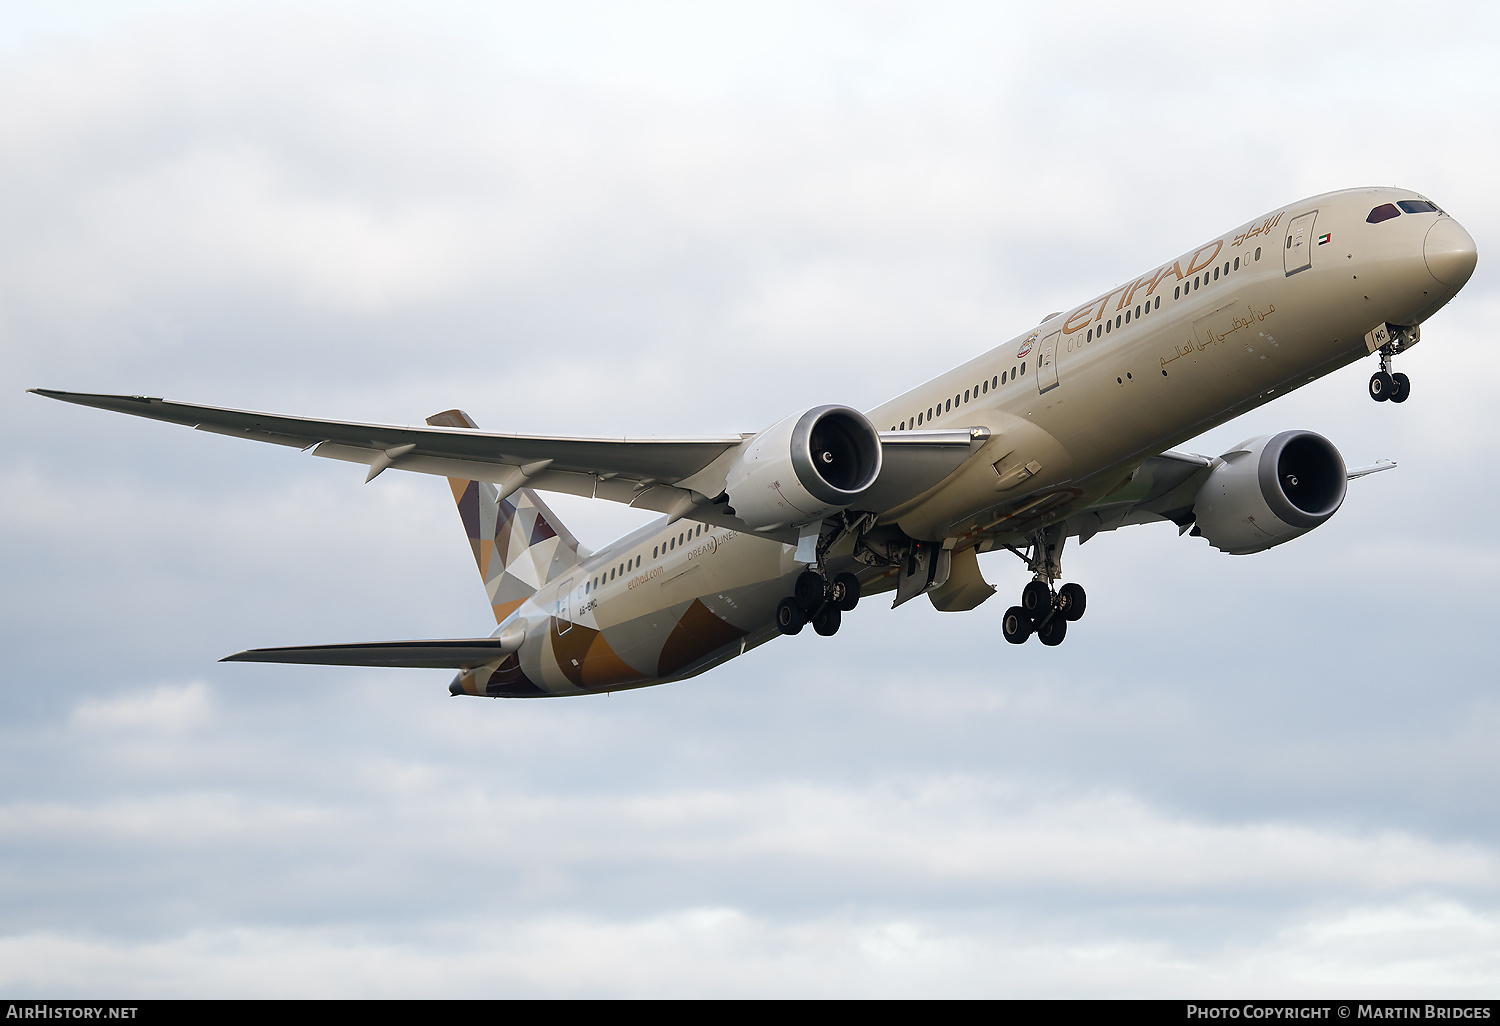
[427,409,586,624]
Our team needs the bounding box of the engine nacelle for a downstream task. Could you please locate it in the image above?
[723,405,883,531]
[1193,430,1348,555]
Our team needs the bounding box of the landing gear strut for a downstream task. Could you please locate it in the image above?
[1001,527,1087,647]
[1369,327,1415,404]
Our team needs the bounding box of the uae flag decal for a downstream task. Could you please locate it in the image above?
[1317,232,1332,245]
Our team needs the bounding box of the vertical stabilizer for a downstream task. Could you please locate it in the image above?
[427,410,585,623]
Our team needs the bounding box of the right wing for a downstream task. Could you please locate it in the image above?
[1069,450,1397,543]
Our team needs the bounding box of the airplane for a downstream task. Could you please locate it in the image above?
[31,187,1477,698]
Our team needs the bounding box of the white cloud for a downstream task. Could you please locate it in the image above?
[4,897,1499,997]
[71,682,211,734]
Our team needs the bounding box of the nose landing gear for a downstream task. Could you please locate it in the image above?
[1368,324,1416,404]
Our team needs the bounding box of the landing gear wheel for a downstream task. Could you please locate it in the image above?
[1369,371,1393,402]
[794,571,828,614]
[812,604,842,637]
[1389,372,1411,403]
[1002,606,1033,645]
[830,572,861,611]
[1037,615,1068,647]
[1056,582,1087,622]
[775,597,806,636]
[1021,580,1052,618]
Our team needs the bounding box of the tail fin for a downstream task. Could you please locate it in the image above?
[427,410,585,624]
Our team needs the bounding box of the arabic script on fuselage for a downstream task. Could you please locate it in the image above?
[1160,302,1277,370]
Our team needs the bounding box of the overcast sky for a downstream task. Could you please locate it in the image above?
[3,0,1499,998]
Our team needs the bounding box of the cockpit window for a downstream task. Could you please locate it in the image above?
[1367,203,1401,224]
[1397,199,1439,214]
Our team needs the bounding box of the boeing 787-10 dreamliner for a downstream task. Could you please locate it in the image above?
[33,187,1477,697]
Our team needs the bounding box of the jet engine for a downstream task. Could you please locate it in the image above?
[723,405,883,531]
[1193,430,1348,555]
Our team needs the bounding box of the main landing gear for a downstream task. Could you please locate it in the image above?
[776,570,861,637]
[1000,524,1086,646]
[1002,581,1086,647]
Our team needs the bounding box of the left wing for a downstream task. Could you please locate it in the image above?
[222,638,518,668]
[30,390,986,538]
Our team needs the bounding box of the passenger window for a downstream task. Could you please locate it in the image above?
[981,382,987,395]
[1174,286,1180,299]
[1398,199,1438,214]
[1136,305,1142,318]
[1104,320,1111,333]
[992,375,998,388]
[1021,362,1026,374]
[1115,315,1121,328]
[1367,203,1401,223]
[1213,267,1219,280]
[1233,257,1240,270]
[1154,296,1160,310]
[653,546,658,558]
[1125,309,1131,324]
[1255,247,1261,260]
[1223,262,1229,275]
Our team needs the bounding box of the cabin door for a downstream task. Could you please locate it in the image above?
[1284,211,1318,276]
[1036,331,1061,394]
[557,576,574,634]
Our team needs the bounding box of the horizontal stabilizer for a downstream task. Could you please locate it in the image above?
[221,638,520,669]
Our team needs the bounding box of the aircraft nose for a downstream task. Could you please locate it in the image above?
[1424,217,1478,288]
